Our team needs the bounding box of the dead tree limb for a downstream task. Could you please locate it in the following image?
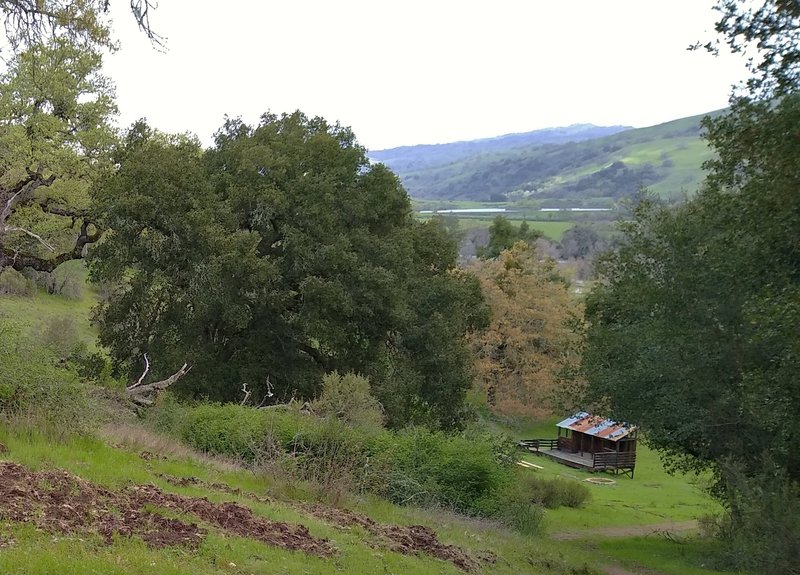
[127,361,191,407]
[239,382,251,406]
[128,353,150,390]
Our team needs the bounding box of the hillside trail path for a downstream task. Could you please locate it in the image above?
[550,519,698,541]
[551,520,700,575]
[601,565,658,575]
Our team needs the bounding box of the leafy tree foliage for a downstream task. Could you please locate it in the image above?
[559,224,606,260]
[583,98,800,569]
[0,0,162,51]
[697,0,800,98]
[583,3,800,569]
[584,0,800,479]
[477,216,541,259]
[469,242,580,419]
[92,113,488,429]
[0,37,116,273]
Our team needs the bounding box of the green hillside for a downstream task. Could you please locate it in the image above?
[0,284,739,575]
[368,124,631,175]
[381,111,724,203]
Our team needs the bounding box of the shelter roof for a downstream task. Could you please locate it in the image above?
[556,411,637,442]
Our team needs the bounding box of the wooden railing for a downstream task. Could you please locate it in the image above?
[518,438,558,452]
[592,451,636,471]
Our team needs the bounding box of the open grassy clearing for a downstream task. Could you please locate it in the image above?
[0,261,98,349]
[483,418,719,531]
[458,218,574,241]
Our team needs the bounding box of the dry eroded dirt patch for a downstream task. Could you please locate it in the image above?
[0,461,333,555]
[0,461,493,571]
[157,472,496,572]
[301,503,497,572]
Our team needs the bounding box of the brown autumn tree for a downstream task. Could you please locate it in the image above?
[468,241,581,419]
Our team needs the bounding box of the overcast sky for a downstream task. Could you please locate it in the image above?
[104,1,748,151]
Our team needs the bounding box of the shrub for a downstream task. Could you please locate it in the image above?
[180,403,270,462]
[50,263,85,299]
[365,427,515,514]
[312,371,384,429]
[68,350,121,388]
[168,400,520,517]
[498,499,545,535]
[707,463,800,575]
[0,268,33,296]
[0,321,92,434]
[39,315,81,357]
[505,473,591,509]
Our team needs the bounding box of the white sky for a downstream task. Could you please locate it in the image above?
[104,1,749,151]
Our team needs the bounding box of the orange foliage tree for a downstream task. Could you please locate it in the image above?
[468,242,582,419]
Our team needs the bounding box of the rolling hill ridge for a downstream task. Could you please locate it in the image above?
[372,111,724,204]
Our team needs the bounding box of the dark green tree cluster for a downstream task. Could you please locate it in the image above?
[91,113,488,429]
[583,2,800,570]
[477,216,541,259]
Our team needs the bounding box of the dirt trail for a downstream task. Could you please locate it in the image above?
[551,519,698,541]
[601,565,655,575]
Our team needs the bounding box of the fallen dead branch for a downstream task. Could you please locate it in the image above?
[127,360,191,407]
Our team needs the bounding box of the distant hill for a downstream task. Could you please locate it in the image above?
[372,112,724,203]
[368,124,631,177]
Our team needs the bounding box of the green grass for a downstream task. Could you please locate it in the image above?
[417,214,575,241]
[0,260,99,350]
[0,415,745,575]
[592,537,739,575]
[487,417,719,531]
[470,415,740,575]
[0,424,593,575]
[458,218,574,241]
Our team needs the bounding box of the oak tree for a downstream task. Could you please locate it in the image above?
[92,113,488,429]
[0,38,116,273]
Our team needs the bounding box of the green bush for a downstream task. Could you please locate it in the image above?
[144,392,190,433]
[498,499,546,535]
[707,463,800,575]
[181,403,270,461]
[49,263,85,299]
[165,400,520,518]
[39,315,81,357]
[0,320,91,433]
[312,371,384,429]
[0,268,33,296]
[502,473,591,510]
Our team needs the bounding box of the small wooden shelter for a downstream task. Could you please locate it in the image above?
[519,412,638,478]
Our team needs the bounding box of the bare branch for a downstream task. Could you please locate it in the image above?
[127,362,191,407]
[128,353,150,390]
[255,377,275,408]
[239,382,251,406]
[3,225,56,251]
[0,189,23,224]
